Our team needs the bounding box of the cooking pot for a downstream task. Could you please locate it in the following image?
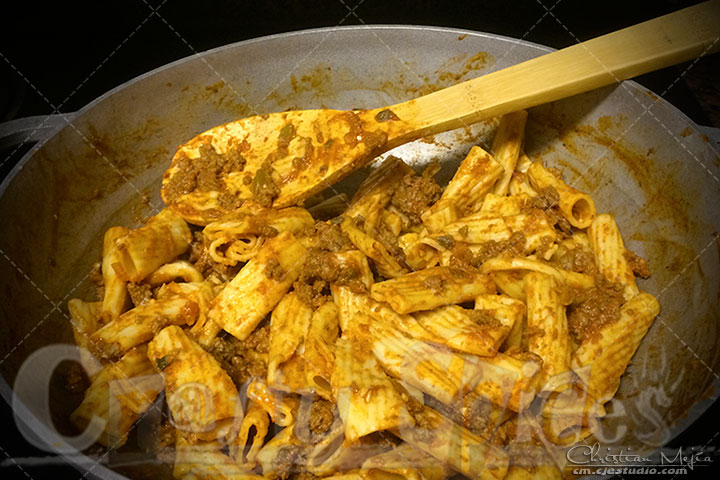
[1,26,719,478]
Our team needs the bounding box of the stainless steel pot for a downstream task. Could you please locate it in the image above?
[1,26,719,478]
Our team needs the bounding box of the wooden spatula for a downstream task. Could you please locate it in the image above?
[162,1,720,225]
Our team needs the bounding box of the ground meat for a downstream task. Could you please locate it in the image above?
[624,249,651,278]
[425,393,500,438]
[436,235,455,249]
[127,282,153,306]
[551,244,598,276]
[523,186,573,236]
[195,144,225,191]
[251,163,281,207]
[473,231,527,265]
[272,445,306,480]
[164,153,197,203]
[448,243,480,271]
[495,416,556,470]
[375,108,400,122]
[294,247,364,307]
[164,144,245,204]
[525,185,559,211]
[260,225,279,237]
[405,395,435,431]
[217,191,244,211]
[568,280,625,344]
[293,280,328,308]
[313,221,353,252]
[536,235,556,259]
[89,262,104,301]
[423,274,446,294]
[450,232,529,270]
[389,380,435,434]
[224,147,248,173]
[467,309,502,328]
[390,162,442,225]
[278,124,296,150]
[265,258,286,281]
[209,326,269,387]
[372,216,408,268]
[309,399,335,435]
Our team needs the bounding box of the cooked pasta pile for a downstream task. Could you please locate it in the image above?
[68,110,658,480]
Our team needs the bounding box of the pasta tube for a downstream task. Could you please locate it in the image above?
[481,256,594,291]
[70,345,162,448]
[526,162,596,229]
[394,406,509,480]
[472,351,543,412]
[412,210,556,266]
[91,296,198,359]
[267,291,313,387]
[361,442,453,480]
[204,206,313,265]
[370,266,494,314]
[209,231,307,340]
[302,301,339,398]
[332,333,407,441]
[540,383,605,446]
[524,272,571,381]
[230,400,270,466]
[370,323,484,404]
[100,226,131,322]
[154,281,217,347]
[112,209,192,283]
[345,155,413,230]
[571,292,660,402]
[246,378,299,427]
[508,171,538,197]
[341,217,408,278]
[422,146,504,230]
[307,433,391,476]
[67,299,104,376]
[479,193,531,216]
[148,326,241,441]
[413,303,515,357]
[146,260,204,285]
[588,213,640,300]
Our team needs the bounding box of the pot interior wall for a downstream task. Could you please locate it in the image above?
[0,26,718,476]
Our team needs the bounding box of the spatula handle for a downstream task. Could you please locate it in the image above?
[391,0,720,136]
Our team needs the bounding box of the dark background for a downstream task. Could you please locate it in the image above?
[1,0,719,478]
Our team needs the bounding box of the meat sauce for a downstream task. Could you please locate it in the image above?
[293,221,365,307]
[164,143,246,208]
[188,230,240,279]
[568,280,625,344]
[522,186,573,235]
[209,326,270,388]
[127,282,153,306]
[309,398,335,435]
[390,162,442,225]
[448,232,528,270]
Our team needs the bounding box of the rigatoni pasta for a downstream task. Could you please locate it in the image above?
[209,230,307,340]
[66,108,659,479]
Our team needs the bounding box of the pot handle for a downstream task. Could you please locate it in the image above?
[0,114,75,150]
